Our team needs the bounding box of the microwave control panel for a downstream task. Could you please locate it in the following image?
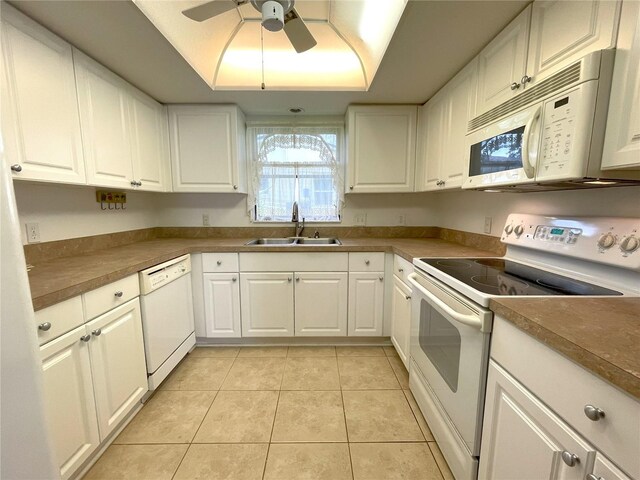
[540,92,577,171]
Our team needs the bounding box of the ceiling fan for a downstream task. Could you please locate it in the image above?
[182,0,317,53]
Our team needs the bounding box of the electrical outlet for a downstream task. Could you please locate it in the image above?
[26,223,40,243]
[397,214,406,226]
[202,214,210,227]
[484,217,492,234]
[354,213,367,226]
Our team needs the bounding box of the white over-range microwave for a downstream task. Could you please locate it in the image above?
[463,50,640,191]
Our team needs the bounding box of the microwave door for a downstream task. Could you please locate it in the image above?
[523,105,543,179]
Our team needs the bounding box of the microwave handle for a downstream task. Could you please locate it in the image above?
[407,273,483,330]
[521,105,542,179]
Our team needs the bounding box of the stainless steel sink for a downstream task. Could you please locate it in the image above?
[296,238,342,245]
[244,237,341,246]
[245,238,297,245]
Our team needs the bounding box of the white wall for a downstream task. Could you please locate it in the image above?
[14,182,160,244]
[435,186,640,236]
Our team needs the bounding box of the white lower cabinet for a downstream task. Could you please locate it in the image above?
[203,273,241,338]
[592,454,633,480]
[295,272,348,336]
[348,272,384,336]
[240,273,294,337]
[40,325,100,480]
[390,275,411,367]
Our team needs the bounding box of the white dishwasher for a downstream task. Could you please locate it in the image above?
[139,254,195,390]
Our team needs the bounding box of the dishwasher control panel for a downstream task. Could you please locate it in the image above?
[139,254,191,295]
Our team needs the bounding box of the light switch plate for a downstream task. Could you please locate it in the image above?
[202,214,210,226]
[26,223,40,243]
[397,214,406,226]
[354,213,367,226]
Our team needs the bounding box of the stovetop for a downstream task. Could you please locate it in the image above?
[419,258,623,297]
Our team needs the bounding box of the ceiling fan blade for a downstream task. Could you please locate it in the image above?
[182,0,238,22]
[283,8,317,53]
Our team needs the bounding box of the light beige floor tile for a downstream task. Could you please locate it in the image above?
[271,391,347,443]
[115,391,215,444]
[336,346,386,356]
[84,444,188,480]
[193,390,278,443]
[189,346,239,358]
[388,355,410,389]
[383,346,400,358]
[173,444,268,480]
[343,390,424,442]
[281,357,340,390]
[287,346,336,357]
[237,346,288,357]
[404,389,434,441]
[338,357,400,390]
[350,442,443,480]
[263,443,352,480]
[428,442,455,480]
[161,357,234,391]
[220,357,285,390]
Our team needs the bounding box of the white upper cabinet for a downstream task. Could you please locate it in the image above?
[602,0,640,170]
[476,5,531,115]
[168,105,247,193]
[416,95,445,191]
[346,105,417,193]
[1,4,85,185]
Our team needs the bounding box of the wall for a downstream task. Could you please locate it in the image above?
[435,186,640,236]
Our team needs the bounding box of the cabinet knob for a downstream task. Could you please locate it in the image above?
[561,451,579,467]
[217,260,222,266]
[349,185,354,190]
[520,74,532,85]
[287,277,292,282]
[80,335,91,342]
[405,295,411,300]
[138,181,143,187]
[130,180,138,187]
[114,291,123,298]
[379,276,384,281]
[398,268,404,273]
[296,277,300,282]
[365,260,370,265]
[583,405,605,421]
[510,82,520,91]
[92,328,102,336]
[232,277,237,282]
[586,475,603,480]
[10,164,22,172]
[38,322,52,331]
[233,185,238,190]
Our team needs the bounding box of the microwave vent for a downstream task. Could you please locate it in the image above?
[468,61,582,132]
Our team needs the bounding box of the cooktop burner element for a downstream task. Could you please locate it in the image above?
[420,258,622,296]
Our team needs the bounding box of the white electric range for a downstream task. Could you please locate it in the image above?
[406,214,640,480]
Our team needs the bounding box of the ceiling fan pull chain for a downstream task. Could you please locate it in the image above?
[260,26,266,90]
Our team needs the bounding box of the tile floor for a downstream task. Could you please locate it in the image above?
[84,345,454,480]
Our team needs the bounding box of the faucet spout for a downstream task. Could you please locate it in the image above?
[291,202,304,237]
[291,201,299,222]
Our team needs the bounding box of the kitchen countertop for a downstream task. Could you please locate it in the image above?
[491,297,640,400]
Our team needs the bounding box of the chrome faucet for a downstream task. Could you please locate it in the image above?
[291,201,304,237]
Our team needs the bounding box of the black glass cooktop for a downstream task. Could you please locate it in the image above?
[421,258,622,296]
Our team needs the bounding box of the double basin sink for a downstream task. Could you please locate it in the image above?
[245,237,341,246]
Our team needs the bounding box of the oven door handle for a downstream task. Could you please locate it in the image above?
[407,273,483,330]
[521,105,541,179]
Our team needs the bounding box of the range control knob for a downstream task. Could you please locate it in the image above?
[620,235,639,254]
[504,224,514,235]
[514,225,524,236]
[597,233,616,250]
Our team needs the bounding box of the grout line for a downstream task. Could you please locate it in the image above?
[340,388,355,480]
[262,389,282,480]
[427,441,449,480]
[170,443,192,480]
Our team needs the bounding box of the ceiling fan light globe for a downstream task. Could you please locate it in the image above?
[261,0,284,32]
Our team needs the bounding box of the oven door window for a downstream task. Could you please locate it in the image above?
[469,126,525,176]
[418,299,461,392]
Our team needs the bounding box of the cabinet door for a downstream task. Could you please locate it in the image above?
[168,105,245,193]
[295,272,348,336]
[346,106,417,193]
[240,273,294,336]
[476,5,531,115]
[591,453,633,480]
[416,96,446,191]
[40,325,99,480]
[129,90,169,191]
[0,4,85,185]
[526,0,620,87]
[479,361,596,480]
[74,49,134,189]
[348,272,384,336]
[203,273,241,338]
[390,276,411,368]
[602,0,640,170]
[87,299,147,440]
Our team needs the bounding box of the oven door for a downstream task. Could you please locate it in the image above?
[463,102,543,190]
[407,271,492,455]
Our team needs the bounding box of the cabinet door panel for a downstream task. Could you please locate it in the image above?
[592,453,633,480]
[348,272,384,336]
[417,97,446,191]
[240,273,294,336]
[1,4,85,184]
[40,325,99,480]
[295,272,348,336]
[203,273,241,338]
[87,299,147,440]
[391,276,411,368]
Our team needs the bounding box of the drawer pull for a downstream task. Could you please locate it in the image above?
[287,277,292,282]
[583,405,605,421]
[11,164,22,172]
[561,451,579,467]
[405,295,411,300]
[92,328,102,337]
[80,335,91,342]
[296,277,300,282]
[114,291,123,298]
[365,260,370,265]
[398,268,404,273]
[38,322,52,331]
[379,276,384,281]
[217,260,222,266]
[232,277,237,282]
[586,475,603,480]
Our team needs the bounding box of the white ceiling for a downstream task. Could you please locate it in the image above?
[9,0,529,115]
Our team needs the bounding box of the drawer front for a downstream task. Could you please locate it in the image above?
[348,252,385,272]
[202,253,239,273]
[239,253,348,272]
[34,296,84,345]
[393,255,414,284]
[492,317,640,479]
[83,274,139,320]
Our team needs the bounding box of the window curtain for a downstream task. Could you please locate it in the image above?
[247,125,344,222]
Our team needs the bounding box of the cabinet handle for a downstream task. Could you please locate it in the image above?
[583,405,605,421]
[10,164,22,172]
[92,328,102,336]
[405,295,411,300]
[38,322,52,331]
[379,276,384,281]
[233,185,238,190]
[398,268,404,273]
[138,181,143,187]
[510,82,520,91]
[561,451,579,467]
[232,277,237,282]
[287,277,292,282]
[365,260,370,265]
[586,475,603,480]
[521,74,532,85]
[80,335,91,342]
[114,291,123,298]
[217,260,222,266]
[349,185,354,190]
[130,180,138,187]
